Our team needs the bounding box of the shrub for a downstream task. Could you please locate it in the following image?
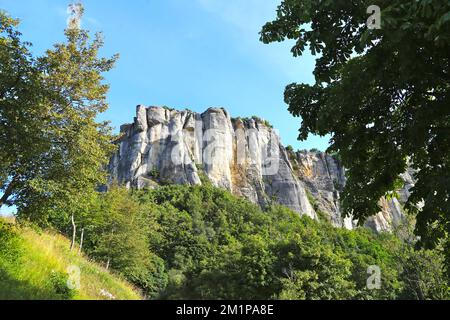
[0,221,23,274]
[49,271,75,299]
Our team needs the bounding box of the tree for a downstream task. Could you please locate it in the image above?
[260,0,450,267]
[0,13,47,209]
[399,249,448,300]
[0,9,118,228]
[84,186,167,297]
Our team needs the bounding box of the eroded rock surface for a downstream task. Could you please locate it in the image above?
[109,105,411,231]
[288,150,410,231]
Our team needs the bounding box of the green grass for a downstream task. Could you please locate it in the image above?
[0,218,142,300]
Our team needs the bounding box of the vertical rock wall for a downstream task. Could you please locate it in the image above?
[109,105,410,231]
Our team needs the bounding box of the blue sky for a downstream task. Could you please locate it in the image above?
[1,0,330,148]
[0,0,330,215]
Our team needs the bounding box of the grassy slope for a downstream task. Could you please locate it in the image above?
[0,218,142,300]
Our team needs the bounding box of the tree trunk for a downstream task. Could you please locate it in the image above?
[78,228,84,254]
[0,178,17,209]
[70,213,77,251]
[105,228,114,271]
[417,282,425,300]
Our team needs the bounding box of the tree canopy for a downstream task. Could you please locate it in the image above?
[0,10,117,225]
[88,183,448,300]
[260,0,450,265]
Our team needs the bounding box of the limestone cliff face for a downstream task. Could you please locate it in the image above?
[109,105,410,232]
[288,151,350,228]
[288,150,410,232]
[109,105,316,219]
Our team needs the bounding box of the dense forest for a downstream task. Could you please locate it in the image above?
[64,182,450,299]
[4,181,448,300]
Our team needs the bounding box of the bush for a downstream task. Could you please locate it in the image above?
[0,221,23,274]
[49,271,75,299]
[79,186,167,298]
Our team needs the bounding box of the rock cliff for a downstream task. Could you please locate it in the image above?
[108,105,410,232]
[288,150,410,231]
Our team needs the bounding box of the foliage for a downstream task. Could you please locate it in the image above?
[80,186,168,297]
[149,168,160,180]
[48,271,75,299]
[329,151,342,163]
[238,116,274,129]
[8,180,449,300]
[0,13,47,209]
[0,219,141,300]
[260,0,450,271]
[0,220,23,279]
[399,248,449,300]
[0,10,117,228]
[161,105,175,112]
[126,184,448,300]
[1,5,449,301]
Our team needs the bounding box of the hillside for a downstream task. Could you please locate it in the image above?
[0,218,142,300]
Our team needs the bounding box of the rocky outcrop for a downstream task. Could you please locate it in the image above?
[288,151,350,228]
[109,105,410,232]
[109,106,316,219]
[288,150,410,232]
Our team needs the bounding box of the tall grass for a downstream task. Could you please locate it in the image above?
[0,218,142,300]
